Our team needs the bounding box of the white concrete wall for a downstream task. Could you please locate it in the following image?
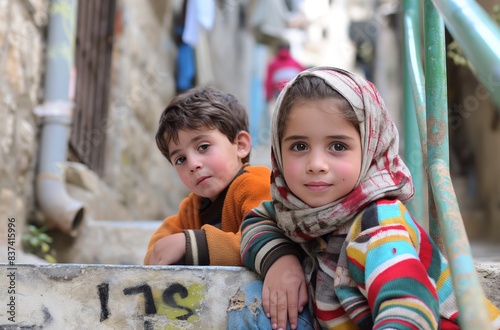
[0,264,259,329]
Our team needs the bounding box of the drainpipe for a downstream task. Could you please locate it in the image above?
[35,0,84,237]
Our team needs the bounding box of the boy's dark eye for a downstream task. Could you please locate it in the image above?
[198,144,210,152]
[291,143,308,151]
[174,156,186,165]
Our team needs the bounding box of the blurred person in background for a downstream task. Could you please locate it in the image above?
[265,41,305,116]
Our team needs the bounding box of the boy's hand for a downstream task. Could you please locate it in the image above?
[149,233,186,265]
[262,255,308,330]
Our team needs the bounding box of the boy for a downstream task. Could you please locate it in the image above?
[144,86,271,266]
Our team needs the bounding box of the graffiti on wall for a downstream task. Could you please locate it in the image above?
[97,281,205,328]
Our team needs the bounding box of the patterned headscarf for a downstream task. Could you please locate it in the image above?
[269,66,414,243]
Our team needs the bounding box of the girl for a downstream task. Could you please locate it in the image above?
[227,67,500,329]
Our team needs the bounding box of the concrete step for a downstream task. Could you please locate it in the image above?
[1,263,499,329]
[48,219,160,265]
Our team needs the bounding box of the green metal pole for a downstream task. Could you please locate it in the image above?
[424,1,491,328]
[423,0,445,246]
[402,0,426,226]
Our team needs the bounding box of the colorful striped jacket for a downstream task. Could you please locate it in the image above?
[241,198,500,329]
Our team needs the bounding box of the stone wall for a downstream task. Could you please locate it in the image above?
[0,0,48,250]
[100,0,185,221]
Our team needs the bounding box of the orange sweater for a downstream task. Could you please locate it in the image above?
[144,165,271,266]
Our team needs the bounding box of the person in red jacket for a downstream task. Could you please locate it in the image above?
[265,42,305,104]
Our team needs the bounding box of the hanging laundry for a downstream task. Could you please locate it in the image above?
[174,0,197,93]
[182,0,215,47]
[176,41,196,93]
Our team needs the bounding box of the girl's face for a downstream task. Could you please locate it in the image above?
[281,98,362,208]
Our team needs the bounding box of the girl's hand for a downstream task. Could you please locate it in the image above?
[262,255,308,330]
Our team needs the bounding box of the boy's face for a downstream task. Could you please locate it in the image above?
[168,128,248,201]
[280,98,362,208]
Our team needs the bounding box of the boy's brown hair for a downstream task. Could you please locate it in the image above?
[156,87,250,164]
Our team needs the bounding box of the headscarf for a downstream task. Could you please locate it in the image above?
[269,66,414,243]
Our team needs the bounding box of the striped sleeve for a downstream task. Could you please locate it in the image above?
[240,201,302,276]
[346,200,442,329]
[183,229,210,265]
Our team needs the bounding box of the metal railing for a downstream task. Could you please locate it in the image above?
[403,0,500,328]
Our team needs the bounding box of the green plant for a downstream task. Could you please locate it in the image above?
[447,5,500,66]
[22,225,57,263]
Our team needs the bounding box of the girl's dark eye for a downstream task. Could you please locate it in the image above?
[291,143,308,151]
[331,143,347,151]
